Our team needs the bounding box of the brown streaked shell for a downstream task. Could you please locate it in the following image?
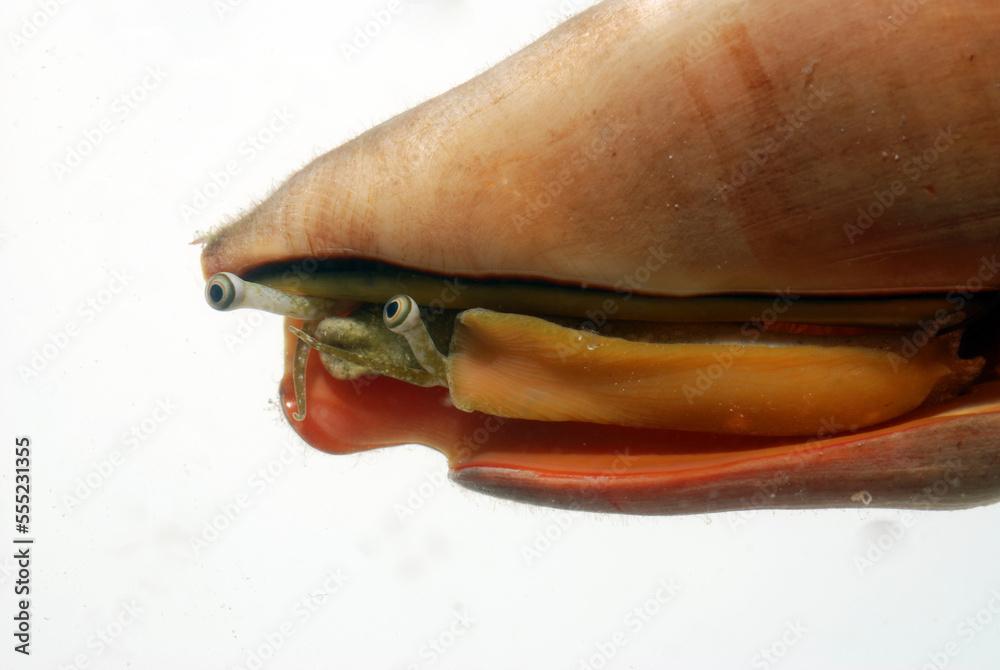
[203,0,1000,296]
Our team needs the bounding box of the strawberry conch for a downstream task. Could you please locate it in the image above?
[202,0,1000,514]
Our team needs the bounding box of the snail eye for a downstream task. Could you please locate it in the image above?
[383,295,420,332]
[205,273,238,310]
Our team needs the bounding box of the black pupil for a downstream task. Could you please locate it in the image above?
[386,300,400,319]
[209,284,224,303]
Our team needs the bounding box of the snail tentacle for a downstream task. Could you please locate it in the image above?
[382,295,449,383]
[290,322,319,422]
[205,272,344,320]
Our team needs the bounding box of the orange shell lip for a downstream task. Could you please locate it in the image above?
[278,324,1000,514]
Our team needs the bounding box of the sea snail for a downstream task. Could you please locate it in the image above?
[201,0,1000,514]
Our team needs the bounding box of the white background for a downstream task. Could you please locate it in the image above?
[3,0,1000,668]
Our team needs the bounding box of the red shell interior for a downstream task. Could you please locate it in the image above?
[280,326,1000,480]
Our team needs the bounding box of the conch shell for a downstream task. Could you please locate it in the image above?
[201,0,1000,514]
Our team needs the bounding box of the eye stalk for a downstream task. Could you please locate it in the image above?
[204,272,344,320]
[383,295,421,332]
[205,272,242,311]
[382,295,447,382]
